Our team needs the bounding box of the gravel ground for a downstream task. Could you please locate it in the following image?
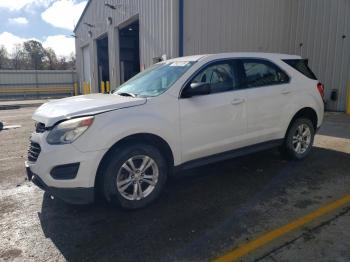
[0,107,350,262]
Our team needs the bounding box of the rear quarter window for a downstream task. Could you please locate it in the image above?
[283,59,317,80]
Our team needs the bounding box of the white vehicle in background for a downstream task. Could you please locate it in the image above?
[26,52,324,209]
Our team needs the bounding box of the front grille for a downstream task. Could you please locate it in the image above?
[35,122,46,133]
[28,142,41,162]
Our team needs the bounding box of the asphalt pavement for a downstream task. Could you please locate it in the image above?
[0,106,350,262]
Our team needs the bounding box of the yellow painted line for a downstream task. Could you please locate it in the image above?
[0,86,74,90]
[0,87,72,90]
[0,90,72,93]
[0,88,73,93]
[214,194,350,262]
[0,88,71,90]
[347,80,350,115]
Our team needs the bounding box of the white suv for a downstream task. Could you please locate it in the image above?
[26,53,324,209]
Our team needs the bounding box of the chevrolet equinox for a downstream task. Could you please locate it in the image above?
[26,53,325,209]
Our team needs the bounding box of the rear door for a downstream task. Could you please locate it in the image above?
[237,59,291,144]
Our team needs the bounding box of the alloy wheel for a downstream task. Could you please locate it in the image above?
[292,124,312,154]
[116,155,159,201]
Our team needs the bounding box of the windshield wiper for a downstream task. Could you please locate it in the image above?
[117,92,137,98]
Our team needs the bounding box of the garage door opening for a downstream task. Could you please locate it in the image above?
[96,35,110,92]
[119,20,140,83]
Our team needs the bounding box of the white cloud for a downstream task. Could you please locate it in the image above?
[9,17,29,25]
[0,32,75,57]
[0,0,53,11]
[43,35,75,57]
[0,32,32,52]
[41,0,88,31]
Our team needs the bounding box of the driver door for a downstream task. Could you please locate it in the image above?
[179,60,247,163]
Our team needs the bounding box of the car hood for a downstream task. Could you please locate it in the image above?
[32,94,147,127]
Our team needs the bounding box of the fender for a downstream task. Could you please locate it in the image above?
[282,90,324,135]
[73,97,182,165]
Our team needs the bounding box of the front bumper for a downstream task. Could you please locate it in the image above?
[26,162,94,204]
[28,130,107,185]
[26,130,108,204]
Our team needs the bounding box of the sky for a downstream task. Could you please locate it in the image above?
[0,0,88,58]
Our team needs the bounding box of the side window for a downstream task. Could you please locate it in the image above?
[240,59,289,88]
[192,62,237,94]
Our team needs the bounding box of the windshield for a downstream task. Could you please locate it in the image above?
[115,61,195,97]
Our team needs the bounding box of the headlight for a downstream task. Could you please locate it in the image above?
[46,116,94,145]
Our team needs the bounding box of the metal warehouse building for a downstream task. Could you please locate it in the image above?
[74,0,350,111]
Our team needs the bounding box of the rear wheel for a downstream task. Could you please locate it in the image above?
[101,144,167,209]
[282,118,315,160]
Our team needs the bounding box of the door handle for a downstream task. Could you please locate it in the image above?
[281,90,291,95]
[231,98,245,105]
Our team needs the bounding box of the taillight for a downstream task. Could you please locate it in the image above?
[317,82,325,99]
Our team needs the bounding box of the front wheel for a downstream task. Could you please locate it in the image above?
[282,118,315,160]
[101,144,167,209]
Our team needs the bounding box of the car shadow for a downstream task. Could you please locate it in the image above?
[38,147,350,262]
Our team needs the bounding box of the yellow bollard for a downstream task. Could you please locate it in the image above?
[83,82,87,95]
[84,82,90,94]
[106,81,110,93]
[74,82,79,96]
[347,81,350,115]
[101,81,105,94]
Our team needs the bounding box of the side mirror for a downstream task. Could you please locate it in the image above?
[182,82,210,98]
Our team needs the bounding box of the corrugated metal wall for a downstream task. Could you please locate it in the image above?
[184,0,350,111]
[184,0,295,55]
[75,0,179,92]
[76,0,349,111]
[0,70,77,99]
[287,0,350,111]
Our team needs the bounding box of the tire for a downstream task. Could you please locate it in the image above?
[282,118,315,160]
[100,143,167,209]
